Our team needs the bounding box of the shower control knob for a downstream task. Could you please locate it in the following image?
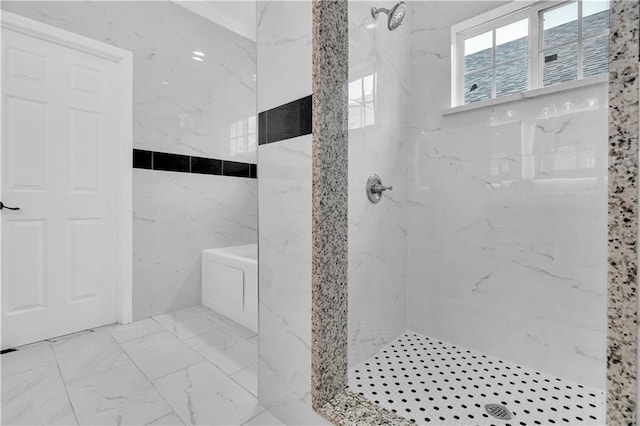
[366,174,392,203]
[371,183,393,194]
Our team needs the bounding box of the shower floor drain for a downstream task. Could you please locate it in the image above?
[485,404,512,420]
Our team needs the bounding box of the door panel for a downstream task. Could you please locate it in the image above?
[6,46,46,84]
[69,108,101,192]
[6,96,47,190]
[4,220,46,313]
[2,20,122,348]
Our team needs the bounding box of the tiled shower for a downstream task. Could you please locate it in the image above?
[346,1,608,424]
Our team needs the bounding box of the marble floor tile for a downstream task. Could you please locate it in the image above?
[121,330,203,380]
[1,365,77,425]
[52,330,130,384]
[110,318,165,343]
[217,317,258,340]
[1,341,56,377]
[153,307,222,340]
[154,362,263,425]
[242,411,286,426]
[66,363,172,425]
[184,326,257,375]
[204,308,256,340]
[231,363,258,396]
[146,412,185,425]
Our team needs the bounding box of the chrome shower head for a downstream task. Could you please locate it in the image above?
[371,2,406,31]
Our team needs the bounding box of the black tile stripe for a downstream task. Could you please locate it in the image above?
[258,95,312,145]
[191,156,222,175]
[133,149,256,179]
[223,160,252,178]
[153,152,190,173]
[133,149,152,169]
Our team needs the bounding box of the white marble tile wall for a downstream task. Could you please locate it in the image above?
[406,1,608,390]
[256,2,327,423]
[134,170,257,319]
[257,136,328,425]
[2,1,259,319]
[256,1,312,112]
[347,1,410,368]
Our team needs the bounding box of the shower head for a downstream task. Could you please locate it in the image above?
[371,2,406,31]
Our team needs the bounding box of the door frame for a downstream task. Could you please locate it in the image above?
[1,11,133,325]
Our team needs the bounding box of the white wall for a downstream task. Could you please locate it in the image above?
[407,1,607,390]
[256,1,328,424]
[2,1,258,319]
[347,1,409,368]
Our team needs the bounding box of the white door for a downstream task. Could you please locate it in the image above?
[1,15,128,349]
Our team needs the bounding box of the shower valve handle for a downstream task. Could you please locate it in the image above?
[371,184,393,194]
[366,174,392,203]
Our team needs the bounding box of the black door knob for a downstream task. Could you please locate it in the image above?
[0,202,20,211]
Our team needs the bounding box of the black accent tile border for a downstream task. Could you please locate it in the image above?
[132,149,256,179]
[258,95,312,145]
[133,149,152,169]
[153,152,190,173]
[191,156,223,175]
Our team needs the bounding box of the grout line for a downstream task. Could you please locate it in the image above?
[240,408,267,426]
[49,341,81,426]
[115,308,261,423]
[142,358,206,383]
[144,411,183,426]
[112,327,168,345]
[227,363,258,397]
[115,332,176,423]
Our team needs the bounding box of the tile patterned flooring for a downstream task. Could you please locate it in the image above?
[1,305,284,426]
[349,332,606,426]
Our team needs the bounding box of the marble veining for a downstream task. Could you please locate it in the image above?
[2,306,268,426]
[347,0,410,368]
[258,135,329,425]
[257,1,313,112]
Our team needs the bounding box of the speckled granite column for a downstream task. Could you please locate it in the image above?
[607,1,639,424]
[310,1,412,424]
[311,0,349,411]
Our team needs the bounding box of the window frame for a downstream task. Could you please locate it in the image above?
[451,0,609,107]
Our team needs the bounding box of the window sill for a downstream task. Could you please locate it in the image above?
[442,74,608,116]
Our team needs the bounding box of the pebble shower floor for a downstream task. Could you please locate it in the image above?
[348,332,605,425]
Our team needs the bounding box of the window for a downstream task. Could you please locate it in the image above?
[229,116,257,157]
[349,72,377,129]
[452,0,609,106]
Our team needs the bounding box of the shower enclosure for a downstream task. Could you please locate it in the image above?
[346,1,609,424]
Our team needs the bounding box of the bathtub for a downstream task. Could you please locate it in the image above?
[201,244,257,333]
